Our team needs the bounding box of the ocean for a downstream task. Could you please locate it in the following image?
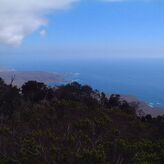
[2,58,164,107]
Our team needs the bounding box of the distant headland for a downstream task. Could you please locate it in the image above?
[0,71,65,87]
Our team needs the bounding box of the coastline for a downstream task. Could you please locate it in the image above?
[121,95,164,117]
[0,70,164,117]
[0,71,65,87]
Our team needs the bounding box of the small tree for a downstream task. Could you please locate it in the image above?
[22,81,48,102]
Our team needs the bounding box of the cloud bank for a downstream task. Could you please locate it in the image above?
[0,0,78,46]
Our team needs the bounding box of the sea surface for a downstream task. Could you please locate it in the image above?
[2,58,164,107]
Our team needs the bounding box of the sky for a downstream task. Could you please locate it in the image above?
[0,0,164,66]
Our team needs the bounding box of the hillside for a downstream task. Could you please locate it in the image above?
[0,78,164,163]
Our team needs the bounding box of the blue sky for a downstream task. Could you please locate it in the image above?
[25,0,164,48]
[1,0,164,66]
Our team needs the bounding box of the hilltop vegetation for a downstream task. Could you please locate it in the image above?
[0,77,164,164]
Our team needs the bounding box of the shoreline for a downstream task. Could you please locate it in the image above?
[0,71,65,87]
[120,95,164,117]
[0,71,164,117]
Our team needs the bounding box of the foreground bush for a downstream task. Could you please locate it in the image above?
[0,79,164,163]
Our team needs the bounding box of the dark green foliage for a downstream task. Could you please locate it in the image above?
[22,81,54,102]
[108,94,121,107]
[0,81,20,118]
[0,79,164,163]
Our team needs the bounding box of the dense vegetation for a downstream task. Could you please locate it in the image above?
[0,77,164,164]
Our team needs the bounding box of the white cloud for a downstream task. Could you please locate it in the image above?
[0,0,78,46]
[40,29,47,37]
